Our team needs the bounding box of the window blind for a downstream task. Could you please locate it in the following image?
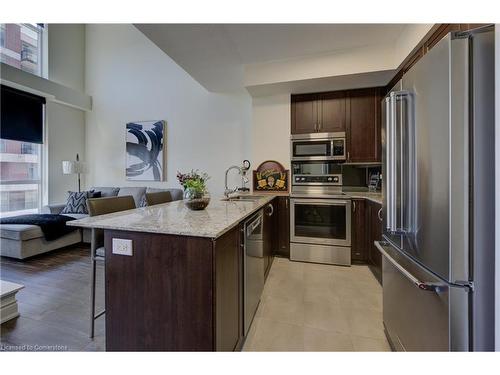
[1,85,46,144]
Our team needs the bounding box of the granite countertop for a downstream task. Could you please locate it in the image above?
[343,191,383,204]
[67,195,275,239]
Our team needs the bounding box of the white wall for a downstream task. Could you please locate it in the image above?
[46,24,87,204]
[245,44,395,88]
[48,24,86,92]
[85,24,252,196]
[251,95,291,171]
[46,102,86,203]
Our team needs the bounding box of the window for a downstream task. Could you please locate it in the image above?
[0,24,5,48]
[0,139,42,217]
[21,142,37,155]
[0,23,45,77]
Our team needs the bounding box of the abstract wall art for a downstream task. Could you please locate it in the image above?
[126,120,166,181]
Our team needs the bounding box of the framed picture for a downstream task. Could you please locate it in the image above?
[126,120,166,181]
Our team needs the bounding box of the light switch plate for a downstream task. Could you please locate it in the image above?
[112,238,133,256]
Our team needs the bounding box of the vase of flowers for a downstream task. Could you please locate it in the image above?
[177,170,211,210]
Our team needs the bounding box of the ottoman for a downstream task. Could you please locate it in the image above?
[0,280,24,323]
[0,224,82,260]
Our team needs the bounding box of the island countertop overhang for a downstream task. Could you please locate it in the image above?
[67,195,276,239]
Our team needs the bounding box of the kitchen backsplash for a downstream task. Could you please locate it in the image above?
[342,165,382,190]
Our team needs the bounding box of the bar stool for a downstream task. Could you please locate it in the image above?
[86,195,136,338]
[145,191,172,206]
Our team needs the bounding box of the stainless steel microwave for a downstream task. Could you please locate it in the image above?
[290,132,346,161]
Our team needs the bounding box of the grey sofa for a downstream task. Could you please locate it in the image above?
[0,186,183,259]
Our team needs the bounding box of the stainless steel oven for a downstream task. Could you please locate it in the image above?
[291,132,346,161]
[290,198,351,247]
[290,198,351,265]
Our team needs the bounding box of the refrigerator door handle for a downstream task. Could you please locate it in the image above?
[385,95,396,232]
[375,241,447,293]
[391,90,413,234]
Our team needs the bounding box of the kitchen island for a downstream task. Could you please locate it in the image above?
[69,195,275,351]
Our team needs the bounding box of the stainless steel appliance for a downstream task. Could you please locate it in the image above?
[291,159,343,196]
[291,132,346,161]
[376,27,495,351]
[243,209,264,335]
[290,197,351,266]
[290,158,351,265]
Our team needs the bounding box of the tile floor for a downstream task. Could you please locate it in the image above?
[243,257,391,352]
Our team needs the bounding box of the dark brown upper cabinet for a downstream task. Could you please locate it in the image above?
[291,88,381,164]
[318,92,346,133]
[291,93,346,134]
[291,95,318,134]
[346,88,381,163]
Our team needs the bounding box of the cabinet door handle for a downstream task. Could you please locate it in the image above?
[266,203,274,217]
[347,151,350,161]
[353,201,356,213]
[378,207,383,222]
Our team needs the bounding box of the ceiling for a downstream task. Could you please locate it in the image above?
[222,24,405,63]
[135,24,408,93]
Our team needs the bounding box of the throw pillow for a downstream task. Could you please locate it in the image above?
[61,191,92,214]
[90,187,119,197]
[90,191,102,198]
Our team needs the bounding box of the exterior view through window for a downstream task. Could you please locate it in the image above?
[0,23,44,76]
[0,139,42,217]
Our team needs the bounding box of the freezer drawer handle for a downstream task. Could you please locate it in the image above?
[375,241,447,293]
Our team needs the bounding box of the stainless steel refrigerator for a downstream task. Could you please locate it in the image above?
[375,26,495,351]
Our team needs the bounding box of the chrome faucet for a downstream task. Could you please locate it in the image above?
[224,165,243,198]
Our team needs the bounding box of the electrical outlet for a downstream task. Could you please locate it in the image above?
[112,238,133,256]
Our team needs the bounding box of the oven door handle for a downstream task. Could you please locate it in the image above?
[290,199,350,206]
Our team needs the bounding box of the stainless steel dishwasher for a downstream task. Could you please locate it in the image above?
[243,209,264,335]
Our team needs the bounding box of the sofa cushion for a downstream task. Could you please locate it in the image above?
[117,187,146,207]
[0,224,44,241]
[90,187,120,198]
[90,191,102,198]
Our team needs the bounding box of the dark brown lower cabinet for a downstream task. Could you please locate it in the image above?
[275,196,290,258]
[351,198,367,262]
[104,226,243,351]
[367,201,383,284]
[215,225,244,351]
[263,198,277,278]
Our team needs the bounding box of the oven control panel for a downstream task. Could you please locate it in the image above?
[293,174,342,186]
